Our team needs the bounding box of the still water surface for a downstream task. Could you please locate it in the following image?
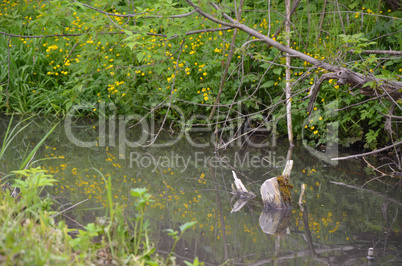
[1,116,401,265]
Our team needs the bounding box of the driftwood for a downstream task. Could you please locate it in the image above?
[260,160,294,210]
[230,171,256,213]
[231,171,256,199]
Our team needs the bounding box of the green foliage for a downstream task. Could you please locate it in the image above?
[0,167,198,264]
[0,0,401,148]
[339,33,377,54]
[164,221,198,265]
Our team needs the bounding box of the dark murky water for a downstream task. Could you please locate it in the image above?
[1,115,401,265]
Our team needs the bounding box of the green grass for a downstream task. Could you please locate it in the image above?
[0,167,201,265]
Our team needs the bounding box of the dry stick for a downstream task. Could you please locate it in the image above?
[285,0,293,146]
[298,184,306,206]
[331,140,402,161]
[307,0,310,48]
[334,94,387,112]
[50,199,89,218]
[208,0,244,121]
[317,0,328,42]
[141,40,185,147]
[270,0,302,42]
[335,0,346,34]
[208,30,235,121]
[5,37,11,108]
[379,111,402,120]
[370,29,402,42]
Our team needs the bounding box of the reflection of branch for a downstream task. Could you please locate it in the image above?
[300,204,316,256]
[331,140,402,161]
[330,181,402,206]
[361,157,390,187]
[249,245,354,265]
[208,160,229,261]
[298,184,306,207]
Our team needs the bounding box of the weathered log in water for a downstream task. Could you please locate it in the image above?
[260,160,294,210]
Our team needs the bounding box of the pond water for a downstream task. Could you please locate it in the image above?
[1,115,401,265]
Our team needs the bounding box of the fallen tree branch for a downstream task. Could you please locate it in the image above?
[307,69,402,113]
[185,0,402,108]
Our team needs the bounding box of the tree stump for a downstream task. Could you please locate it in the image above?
[260,160,294,209]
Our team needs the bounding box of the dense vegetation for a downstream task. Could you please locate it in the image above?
[1,1,401,264]
[1,0,401,149]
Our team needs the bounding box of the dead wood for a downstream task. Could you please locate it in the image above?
[307,69,402,114]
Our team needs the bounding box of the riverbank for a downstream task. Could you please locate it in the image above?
[0,167,199,265]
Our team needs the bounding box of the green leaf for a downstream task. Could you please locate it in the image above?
[136,52,145,63]
[179,221,197,233]
[365,129,379,144]
[131,187,147,197]
[260,80,275,88]
[273,68,282,75]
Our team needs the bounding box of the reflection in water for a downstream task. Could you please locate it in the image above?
[0,116,401,265]
[259,209,292,235]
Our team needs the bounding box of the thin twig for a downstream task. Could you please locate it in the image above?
[50,198,89,218]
